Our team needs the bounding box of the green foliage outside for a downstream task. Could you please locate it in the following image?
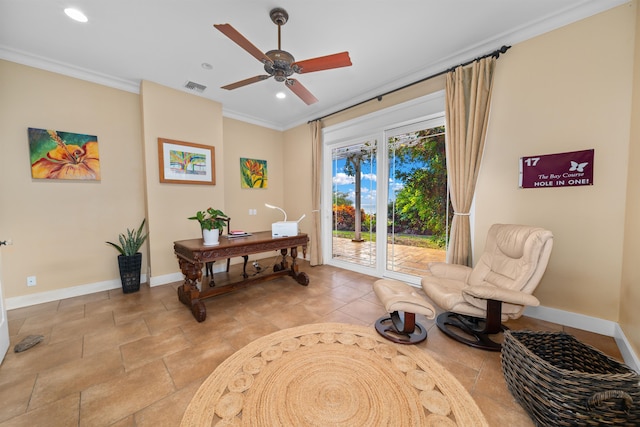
[390,126,451,247]
[333,204,375,231]
[332,230,443,250]
[333,191,352,206]
[333,126,450,249]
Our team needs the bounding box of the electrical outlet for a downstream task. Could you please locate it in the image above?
[27,276,36,286]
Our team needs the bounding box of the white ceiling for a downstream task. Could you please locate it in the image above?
[0,0,627,130]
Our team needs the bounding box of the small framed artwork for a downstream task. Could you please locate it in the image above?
[240,158,268,189]
[158,138,215,185]
[28,127,100,180]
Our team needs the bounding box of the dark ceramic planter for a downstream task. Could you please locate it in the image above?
[117,253,142,293]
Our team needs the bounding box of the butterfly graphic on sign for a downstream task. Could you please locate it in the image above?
[569,160,588,173]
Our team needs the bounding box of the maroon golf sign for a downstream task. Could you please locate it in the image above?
[519,149,594,189]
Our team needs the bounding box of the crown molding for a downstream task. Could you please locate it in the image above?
[0,45,140,94]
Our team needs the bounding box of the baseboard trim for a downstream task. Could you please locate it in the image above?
[613,323,640,374]
[524,305,639,372]
[149,262,233,287]
[524,305,617,336]
[5,274,147,310]
[149,272,184,287]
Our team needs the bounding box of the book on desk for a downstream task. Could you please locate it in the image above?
[227,230,251,238]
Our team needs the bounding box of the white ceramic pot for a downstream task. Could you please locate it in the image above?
[202,228,220,246]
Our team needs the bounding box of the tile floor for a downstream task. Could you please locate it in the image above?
[0,261,624,426]
[332,236,447,276]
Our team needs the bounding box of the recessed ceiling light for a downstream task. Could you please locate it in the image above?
[201,63,213,70]
[64,8,88,23]
[276,92,286,99]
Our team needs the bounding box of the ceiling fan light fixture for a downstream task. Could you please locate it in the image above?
[273,69,286,82]
[276,92,286,99]
[64,8,88,23]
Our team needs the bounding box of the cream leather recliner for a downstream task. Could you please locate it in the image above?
[422,223,553,351]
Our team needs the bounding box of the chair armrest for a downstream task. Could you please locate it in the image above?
[427,262,472,281]
[463,284,540,307]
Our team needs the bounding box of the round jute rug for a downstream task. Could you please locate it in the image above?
[181,322,488,426]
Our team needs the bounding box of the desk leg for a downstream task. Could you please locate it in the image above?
[273,249,287,272]
[177,258,207,322]
[289,246,309,286]
[241,255,249,278]
[280,249,289,270]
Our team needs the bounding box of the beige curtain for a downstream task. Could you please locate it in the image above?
[445,57,496,266]
[310,120,323,265]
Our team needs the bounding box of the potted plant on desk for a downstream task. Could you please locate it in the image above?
[106,219,148,293]
[189,208,228,246]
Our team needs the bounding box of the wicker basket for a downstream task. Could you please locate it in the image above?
[502,330,640,426]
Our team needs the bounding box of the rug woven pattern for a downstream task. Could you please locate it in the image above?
[181,323,487,426]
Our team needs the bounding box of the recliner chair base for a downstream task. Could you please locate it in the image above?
[375,311,427,345]
[436,299,507,351]
[436,311,506,351]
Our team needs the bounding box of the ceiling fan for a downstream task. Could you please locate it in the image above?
[214,8,352,105]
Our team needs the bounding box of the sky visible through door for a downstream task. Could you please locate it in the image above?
[330,124,448,276]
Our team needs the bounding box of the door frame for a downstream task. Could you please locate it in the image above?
[0,249,9,363]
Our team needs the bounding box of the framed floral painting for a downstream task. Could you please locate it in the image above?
[240,158,267,189]
[28,127,100,180]
[158,138,215,185]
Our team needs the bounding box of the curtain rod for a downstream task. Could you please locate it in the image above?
[308,45,511,124]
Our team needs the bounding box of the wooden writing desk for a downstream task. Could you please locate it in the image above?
[174,231,309,322]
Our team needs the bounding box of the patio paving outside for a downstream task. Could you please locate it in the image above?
[332,236,446,276]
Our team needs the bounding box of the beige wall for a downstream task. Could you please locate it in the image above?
[222,117,284,233]
[139,81,224,279]
[620,1,640,356]
[0,60,145,298]
[1,3,637,355]
[320,75,446,129]
[282,124,313,238]
[476,2,635,322]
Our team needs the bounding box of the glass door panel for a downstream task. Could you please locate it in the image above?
[386,126,447,276]
[331,140,377,268]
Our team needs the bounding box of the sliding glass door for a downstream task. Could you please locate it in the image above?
[322,91,448,282]
[385,123,448,278]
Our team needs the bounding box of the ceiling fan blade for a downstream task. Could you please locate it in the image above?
[293,52,352,73]
[214,23,272,64]
[285,79,318,105]
[222,75,271,90]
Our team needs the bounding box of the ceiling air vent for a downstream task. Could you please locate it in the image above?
[184,81,207,93]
